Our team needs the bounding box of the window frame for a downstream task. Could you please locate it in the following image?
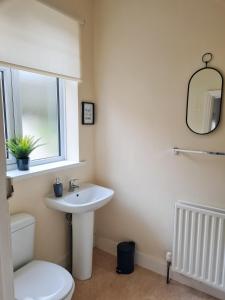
[0,67,16,166]
[0,66,67,170]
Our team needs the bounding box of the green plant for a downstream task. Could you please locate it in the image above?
[6,136,42,159]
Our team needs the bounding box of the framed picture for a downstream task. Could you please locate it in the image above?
[82,101,95,125]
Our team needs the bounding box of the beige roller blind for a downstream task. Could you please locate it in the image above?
[0,0,81,79]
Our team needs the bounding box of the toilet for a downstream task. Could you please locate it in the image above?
[11,213,75,300]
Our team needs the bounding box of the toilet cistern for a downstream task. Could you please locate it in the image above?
[11,213,75,300]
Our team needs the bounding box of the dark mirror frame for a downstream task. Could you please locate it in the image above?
[186,54,224,135]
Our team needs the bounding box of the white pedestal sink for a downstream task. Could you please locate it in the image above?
[45,183,114,280]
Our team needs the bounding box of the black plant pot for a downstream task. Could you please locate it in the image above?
[16,157,30,171]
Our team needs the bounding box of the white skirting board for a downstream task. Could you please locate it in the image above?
[95,236,225,300]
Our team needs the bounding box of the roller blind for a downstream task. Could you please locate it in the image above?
[0,0,80,79]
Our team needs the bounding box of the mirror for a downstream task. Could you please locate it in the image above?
[186,53,223,134]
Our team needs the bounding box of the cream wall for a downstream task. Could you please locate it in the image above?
[9,0,95,267]
[94,0,225,264]
[7,0,225,276]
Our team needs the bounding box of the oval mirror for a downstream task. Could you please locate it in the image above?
[186,54,223,134]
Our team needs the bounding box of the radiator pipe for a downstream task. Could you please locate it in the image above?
[166,261,171,284]
[166,251,172,284]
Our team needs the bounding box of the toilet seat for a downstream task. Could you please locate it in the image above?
[14,260,75,300]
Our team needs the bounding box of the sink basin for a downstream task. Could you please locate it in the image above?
[45,183,114,214]
[45,183,114,280]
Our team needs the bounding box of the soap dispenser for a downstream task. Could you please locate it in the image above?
[53,177,63,197]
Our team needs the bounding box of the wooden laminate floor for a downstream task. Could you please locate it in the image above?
[72,249,217,300]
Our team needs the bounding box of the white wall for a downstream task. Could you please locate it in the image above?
[9,0,95,267]
[94,0,225,264]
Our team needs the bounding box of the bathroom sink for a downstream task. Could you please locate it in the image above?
[45,183,114,281]
[45,183,114,214]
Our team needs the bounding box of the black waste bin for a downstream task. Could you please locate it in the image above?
[116,241,135,274]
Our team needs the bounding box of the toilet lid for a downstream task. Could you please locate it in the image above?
[14,260,74,300]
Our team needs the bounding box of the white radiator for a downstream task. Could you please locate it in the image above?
[172,201,225,291]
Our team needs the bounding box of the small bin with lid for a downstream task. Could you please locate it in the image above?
[116,241,135,274]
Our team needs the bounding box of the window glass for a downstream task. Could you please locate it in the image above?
[16,71,61,160]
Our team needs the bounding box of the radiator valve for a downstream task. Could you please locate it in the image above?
[166,251,172,263]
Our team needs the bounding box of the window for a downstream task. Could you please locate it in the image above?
[0,67,66,169]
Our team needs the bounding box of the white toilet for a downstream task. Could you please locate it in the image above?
[11,213,75,300]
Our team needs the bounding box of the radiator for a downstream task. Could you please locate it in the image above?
[172,201,225,291]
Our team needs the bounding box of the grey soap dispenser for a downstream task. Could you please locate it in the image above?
[53,177,63,197]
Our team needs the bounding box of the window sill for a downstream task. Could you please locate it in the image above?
[7,160,86,181]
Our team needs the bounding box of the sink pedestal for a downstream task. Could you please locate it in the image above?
[45,183,114,280]
[72,212,94,280]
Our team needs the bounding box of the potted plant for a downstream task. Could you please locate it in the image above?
[6,136,42,171]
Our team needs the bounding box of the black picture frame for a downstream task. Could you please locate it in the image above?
[82,102,95,125]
